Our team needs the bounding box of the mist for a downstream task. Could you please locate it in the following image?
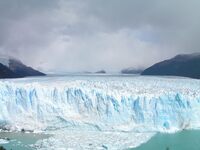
[0,0,199,73]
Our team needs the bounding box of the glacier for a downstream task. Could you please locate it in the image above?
[0,75,200,149]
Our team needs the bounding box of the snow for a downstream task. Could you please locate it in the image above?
[0,56,9,67]
[0,75,200,149]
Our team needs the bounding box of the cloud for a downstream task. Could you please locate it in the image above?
[0,0,199,72]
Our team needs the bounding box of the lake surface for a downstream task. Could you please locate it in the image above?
[0,132,49,150]
[1,130,200,150]
[132,130,200,150]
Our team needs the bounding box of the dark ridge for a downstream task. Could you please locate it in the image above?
[9,59,45,77]
[95,70,106,74]
[0,57,45,79]
[121,68,144,74]
[142,53,200,79]
[0,63,16,78]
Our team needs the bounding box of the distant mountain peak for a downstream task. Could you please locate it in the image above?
[0,55,23,67]
[95,70,106,74]
[121,67,144,74]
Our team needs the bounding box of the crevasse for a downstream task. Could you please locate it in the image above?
[0,76,200,133]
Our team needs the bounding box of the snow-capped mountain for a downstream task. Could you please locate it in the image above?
[0,56,45,78]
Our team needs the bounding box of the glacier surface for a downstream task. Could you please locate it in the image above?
[0,75,200,149]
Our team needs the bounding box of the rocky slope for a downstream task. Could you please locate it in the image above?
[142,53,200,79]
[0,56,45,78]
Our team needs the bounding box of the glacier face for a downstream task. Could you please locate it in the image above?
[0,75,200,133]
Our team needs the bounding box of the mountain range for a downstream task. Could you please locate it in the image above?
[1,53,200,79]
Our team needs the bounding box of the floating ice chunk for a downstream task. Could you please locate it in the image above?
[34,130,155,150]
[0,138,9,144]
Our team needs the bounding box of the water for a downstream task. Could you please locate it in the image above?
[132,130,200,150]
[1,130,200,150]
[0,132,49,150]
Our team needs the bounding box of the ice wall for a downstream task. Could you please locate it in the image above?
[0,76,200,132]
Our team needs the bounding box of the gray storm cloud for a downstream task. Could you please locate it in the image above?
[0,0,199,72]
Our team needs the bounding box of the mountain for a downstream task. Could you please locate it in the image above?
[0,63,16,78]
[9,58,45,77]
[121,67,144,74]
[95,70,106,74]
[141,53,200,79]
[0,56,45,79]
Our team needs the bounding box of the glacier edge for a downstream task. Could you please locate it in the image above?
[0,76,200,133]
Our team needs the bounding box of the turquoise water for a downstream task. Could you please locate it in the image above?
[132,130,200,150]
[0,132,49,150]
[1,130,200,150]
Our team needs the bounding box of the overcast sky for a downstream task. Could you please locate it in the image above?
[0,0,200,73]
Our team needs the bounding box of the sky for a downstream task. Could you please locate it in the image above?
[0,0,200,73]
